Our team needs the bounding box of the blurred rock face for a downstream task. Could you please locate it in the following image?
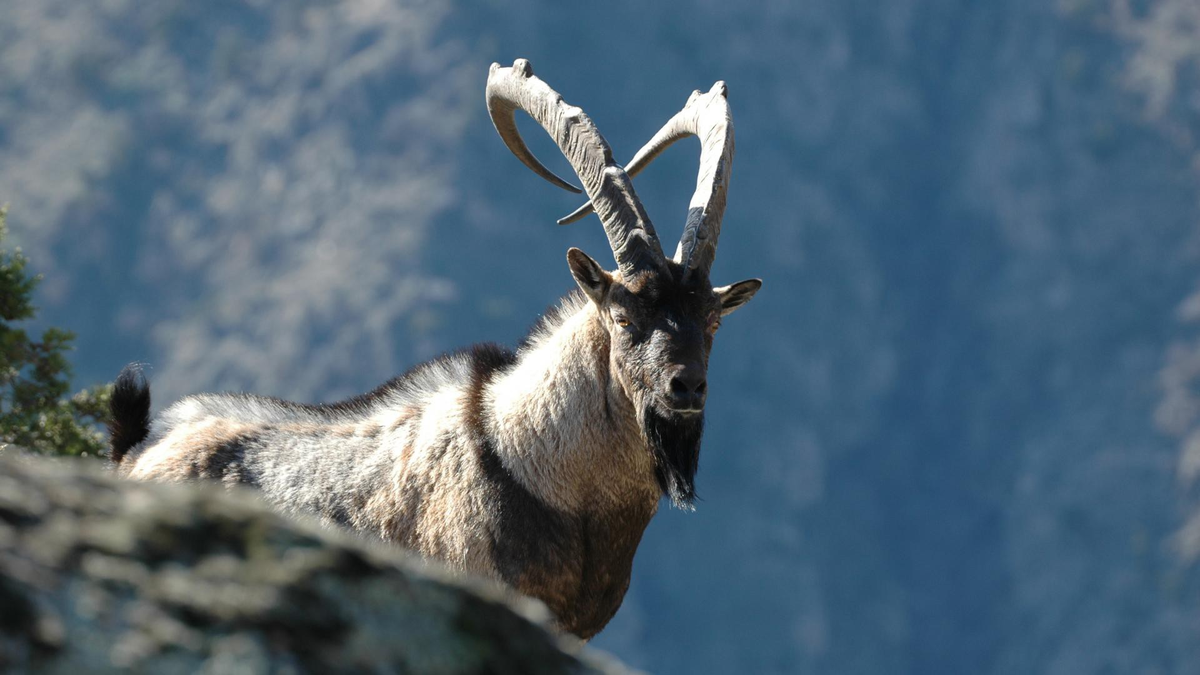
[3,1,1200,674]
[0,454,626,674]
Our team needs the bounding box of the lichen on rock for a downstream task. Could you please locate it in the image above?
[0,455,633,674]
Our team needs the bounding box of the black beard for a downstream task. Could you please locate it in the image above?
[643,406,705,510]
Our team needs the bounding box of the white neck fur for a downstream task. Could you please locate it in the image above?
[483,297,659,513]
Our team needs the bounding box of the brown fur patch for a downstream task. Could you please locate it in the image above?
[616,269,656,296]
[128,420,261,485]
[330,425,356,438]
[387,407,420,433]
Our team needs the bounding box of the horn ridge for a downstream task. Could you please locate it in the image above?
[559,81,734,279]
[486,60,666,276]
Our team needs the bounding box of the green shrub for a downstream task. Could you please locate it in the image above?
[0,207,109,456]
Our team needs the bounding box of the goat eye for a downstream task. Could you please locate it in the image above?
[612,312,634,329]
[707,312,721,332]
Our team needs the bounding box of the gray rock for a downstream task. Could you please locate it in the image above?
[0,455,633,674]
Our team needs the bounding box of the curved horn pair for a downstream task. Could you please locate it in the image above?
[487,60,734,280]
[559,82,733,280]
[485,59,664,278]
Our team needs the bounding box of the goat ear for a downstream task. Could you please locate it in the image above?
[715,278,762,316]
[566,248,611,305]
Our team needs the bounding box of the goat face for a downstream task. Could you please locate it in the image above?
[566,247,760,507]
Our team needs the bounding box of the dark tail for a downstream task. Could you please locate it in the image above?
[108,364,151,464]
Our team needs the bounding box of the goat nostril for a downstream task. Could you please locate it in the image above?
[670,373,706,402]
[670,378,688,396]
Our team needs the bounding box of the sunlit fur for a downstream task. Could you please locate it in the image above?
[118,290,663,638]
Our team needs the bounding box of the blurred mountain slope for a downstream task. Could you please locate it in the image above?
[3,1,1200,674]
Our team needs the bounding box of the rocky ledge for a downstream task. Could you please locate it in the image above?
[0,454,633,674]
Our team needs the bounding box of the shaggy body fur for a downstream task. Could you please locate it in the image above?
[116,292,663,638]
